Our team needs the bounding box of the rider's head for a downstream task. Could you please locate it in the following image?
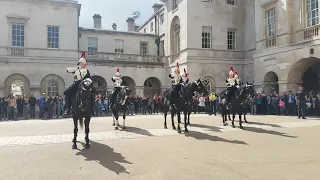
[229,66,234,78]
[234,72,239,79]
[116,68,121,77]
[79,51,87,68]
[175,62,180,74]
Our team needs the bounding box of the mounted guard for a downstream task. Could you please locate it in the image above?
[64,51,91,115]
[234,72,241,88]
[110,68,123,108]
[182,68,189,85]
[168,62,183,108]
[225,66,236,107]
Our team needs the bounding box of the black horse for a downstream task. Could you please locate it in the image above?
[228,82,254,129]
[72,78,95,149]
[163,79,208,133]
[110,86,132,130]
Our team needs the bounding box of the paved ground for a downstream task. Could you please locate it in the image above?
[0,114,319,180]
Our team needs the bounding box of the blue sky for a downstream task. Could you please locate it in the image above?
[77,0,163,30]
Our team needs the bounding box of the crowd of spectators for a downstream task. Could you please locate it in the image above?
[0,89,319,121]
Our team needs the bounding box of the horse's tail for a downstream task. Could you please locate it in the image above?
[79,118,84,130]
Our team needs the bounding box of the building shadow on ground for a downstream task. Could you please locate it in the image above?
[76,141,132,174]
[185,131,247,145]
[121,126,153,136]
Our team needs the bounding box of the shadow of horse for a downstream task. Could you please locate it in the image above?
[120,126,153,137]
[243,126,297,138]
[185,131,247,145]
[189,124,223,133]
[76,141,133,174]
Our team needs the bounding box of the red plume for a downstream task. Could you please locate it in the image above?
[81,51,85,58]
[235,72,238,75]
[116,68,120,72]
[230,66,233,72]
[176,62,179,68]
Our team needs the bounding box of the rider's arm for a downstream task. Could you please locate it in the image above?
[66,66,78,73]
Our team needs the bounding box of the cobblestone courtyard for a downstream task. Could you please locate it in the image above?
[0,114,319,180]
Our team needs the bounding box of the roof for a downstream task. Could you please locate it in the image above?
[49,0,78,4]
[79,27,159,37]
[137,6,165,31]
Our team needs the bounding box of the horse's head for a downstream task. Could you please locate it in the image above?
[244,81,254,97]
[121,86,133,100]
[78,78,94,110]
[192,78,208,96]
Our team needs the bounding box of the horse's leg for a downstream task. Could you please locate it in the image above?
[84,116,91,148]
[228,111,232,121]
[177,111,181,133]
[72,117,78,149]
[171,110,176,130]
[239,112,243,129]
[244,111,248,123]
[114,109,119,130]
[232,113,236,128]
[184,111,188,133]
[122,109,126,129]
[164,106,168,129]
[187,110,191,125]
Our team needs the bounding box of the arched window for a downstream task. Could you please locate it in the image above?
[11,80,24,96]
[203,79,212,92]
[47,80,59,95]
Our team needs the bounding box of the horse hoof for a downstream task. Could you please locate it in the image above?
[185,129,189,133]
[85,143,90,149]
[173,126,176,130]
[244,120,248,123]
[114,126,119,130]
[177,129,181,134]
[224,123,227,126]
[164,125,167,129]
[112,123,115,126]
[232,125,235,128]
[240,126,244,129]
[122,126,126,129]
[72,144,77,149]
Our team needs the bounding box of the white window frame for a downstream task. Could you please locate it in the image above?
[115,39,124,54]
[202,26,212,49]
[150,22,154,32]
[160,14,164,24]
[227,29,236,50]
[47,80,59,96]
[173,0,178,11]
[306,0,319,27]
[266,8,276,37]
[176,31,180,52]
[160,40,165,56]
[140,41,148,55]
[47,26,59,49]
[12,23,25,47]
[227,0,236,5]
[88,37,98,52]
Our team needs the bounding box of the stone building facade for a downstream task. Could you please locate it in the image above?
[1,0,320,98]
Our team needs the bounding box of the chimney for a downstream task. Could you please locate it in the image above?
[112,23,117,30]
[126,17,135,32]
[152,3,163,13]
[93,14,102,29]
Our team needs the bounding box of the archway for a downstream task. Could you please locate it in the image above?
[170,16,180,61]
[287,58,320,93]
[40,74,65,96]
[122,76,136,95]
[263,71,279,94]
[91,76,107,93]
[201,76,215,92]
[4,74,30,96]
[143,77,161,97]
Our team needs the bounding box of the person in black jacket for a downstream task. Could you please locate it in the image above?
[28,94,37,119]
[296,86,307,119]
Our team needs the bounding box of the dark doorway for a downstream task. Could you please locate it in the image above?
[302,67,320,92]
